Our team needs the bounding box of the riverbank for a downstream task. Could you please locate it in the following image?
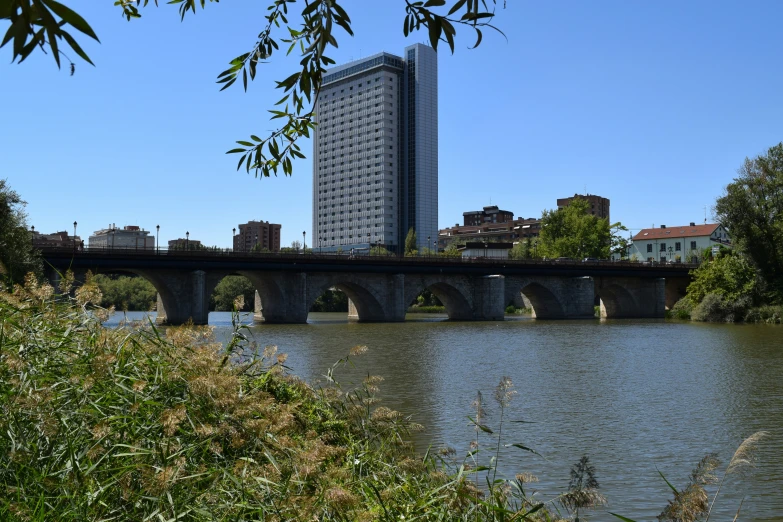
[668,296,783,324]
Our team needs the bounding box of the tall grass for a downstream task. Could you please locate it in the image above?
[0,273,768,521]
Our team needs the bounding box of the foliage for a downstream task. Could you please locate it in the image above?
[249,243,271,253]
[537,199,612,260]
[0,276,767,521]
[742,304,783,324]
[656,454,719,522]
[3,0,506,178]
[0,179,41,288]
[406,305,446,314]
[404,227,417,256]
[443,242,462,257]
[610,222,630,258]
[369,245,391,256]
[690,293,752,323]
[715,142,783,300]
[510,238,539,260]
[668,298,694,320]
[92,274,156,311]
[686,250,760,306]
[310,288,347,312]
[211,275,255,311]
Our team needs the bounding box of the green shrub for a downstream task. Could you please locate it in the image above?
[690,293,752,323]
[669,298,695,320]
[743,305,783,324]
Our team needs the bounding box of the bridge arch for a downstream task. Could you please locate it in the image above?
[518,282,566,319]
[403,275,475,320]
[595,283,639,318]
[306,274,388,322]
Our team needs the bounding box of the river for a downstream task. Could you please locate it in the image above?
[106,311,783,521]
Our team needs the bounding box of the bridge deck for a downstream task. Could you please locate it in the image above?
[41,247,695,279]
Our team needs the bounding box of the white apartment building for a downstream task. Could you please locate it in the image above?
[312,44,438,252]
[629,223,731,262]
[89,224,155,249]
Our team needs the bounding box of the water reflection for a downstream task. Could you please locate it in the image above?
[105,311,783,520]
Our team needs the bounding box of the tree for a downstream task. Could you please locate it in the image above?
[686,249,760,306]
[92,274,156,311]
[2,0,506,178]
[537,199,612,259]
[715,142,783,300]
[404,227,417,256]
[0,179,41,287]
[609,222,629,259]
[211,275,255,311]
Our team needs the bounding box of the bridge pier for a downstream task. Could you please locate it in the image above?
[155,270,211,325]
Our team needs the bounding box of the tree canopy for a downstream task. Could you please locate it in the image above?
[537,199,612,260]
[715,142,783,300]
[2,0,505,178]
[0,179,40,287]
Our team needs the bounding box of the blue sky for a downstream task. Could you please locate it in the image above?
[2,1,782,247]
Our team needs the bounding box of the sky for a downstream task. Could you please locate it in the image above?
[2,0,782,248]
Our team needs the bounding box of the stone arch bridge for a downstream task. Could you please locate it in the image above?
[42,249,693,325]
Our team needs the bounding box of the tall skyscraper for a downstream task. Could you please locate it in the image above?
[312,43,438,253]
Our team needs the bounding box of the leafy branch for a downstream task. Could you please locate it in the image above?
[2,0,506,179]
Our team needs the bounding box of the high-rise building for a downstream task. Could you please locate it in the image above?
[312,43,438,252]
[233,221,281,252]
[556,193,610,222]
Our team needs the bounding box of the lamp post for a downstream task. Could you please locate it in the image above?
[427,236,430,258]
[186,231,189,251]
[254,234,258,253]
[433,238,436,254]
[668,246,673,263]
[319,238,322,255]
[302,230,306,253]
[156,225,160,254]
[367,232,370,255]
[232,228,236,253]
[31,225,34,247]
[73,221,77,253]
[111,227,115,252]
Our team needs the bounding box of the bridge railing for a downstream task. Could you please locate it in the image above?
[38,246,699,271]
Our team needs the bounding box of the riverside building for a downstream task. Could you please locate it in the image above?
[312,43,438,252]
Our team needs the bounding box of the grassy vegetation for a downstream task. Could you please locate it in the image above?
[0,273,767,521]
[505,305,532,315]
[407,305,446,314]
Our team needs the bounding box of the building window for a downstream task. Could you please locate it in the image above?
[646,244,652,253]
[691,241,697,250]
[675,242,681,251]
[660,243,666,252]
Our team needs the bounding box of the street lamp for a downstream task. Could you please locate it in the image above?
[367,232,371,255]
[433,238,436,254]
[186,231,189,251]
[232,228,236,253]
[73,221,77,253]
[302,230,306,253]
[156,225,160,254]
[319,238,322,254]
[31,225,35,247]
[111,227,115,252]
[427,235,430,257]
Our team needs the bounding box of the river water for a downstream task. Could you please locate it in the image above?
[107,312,783,521]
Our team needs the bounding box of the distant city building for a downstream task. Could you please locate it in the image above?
[629,223,731,263]
[459,242,513,259]
[312,43,438,253]
[168,238,203,250]
[234,221,281,252]
[463,205,514,226]
[88,224,154,249]
[32,230,82,250]
[438,218,541,249]
[557,193,610,222]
